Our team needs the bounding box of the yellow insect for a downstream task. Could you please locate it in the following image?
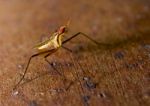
[13,21,101,90]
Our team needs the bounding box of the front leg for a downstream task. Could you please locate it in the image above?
[62,32,111,48]
[61,45,73,53]
[62,32,99,45]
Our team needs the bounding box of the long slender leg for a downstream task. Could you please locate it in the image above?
[13,49,56,90]
[44,52,63,76]
[61,45,73,53]
[69,55,89,106]
[62,32,104,46]
[44,52,75,91]
[62,45,89,105]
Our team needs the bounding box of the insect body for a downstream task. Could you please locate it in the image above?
[35,26,66,51]
[13,22,101,90]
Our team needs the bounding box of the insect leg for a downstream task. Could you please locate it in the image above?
[13,49,56,90]
[61,45,73,53]
[44,51,63,76]
[62,32,110,46]
[69,55,89,106]
[44,50,73,90]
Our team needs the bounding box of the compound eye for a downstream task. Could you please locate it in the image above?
[58,26,67,34]
[61,27,66,33]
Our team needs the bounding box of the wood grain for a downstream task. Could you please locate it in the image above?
[0,0,149,106]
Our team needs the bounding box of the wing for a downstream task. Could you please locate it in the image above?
[34,38,51,49]
[33,33,57,51]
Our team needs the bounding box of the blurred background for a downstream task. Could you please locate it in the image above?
[0,0,149,106]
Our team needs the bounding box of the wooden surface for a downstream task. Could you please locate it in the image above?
[0,0,150,106]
